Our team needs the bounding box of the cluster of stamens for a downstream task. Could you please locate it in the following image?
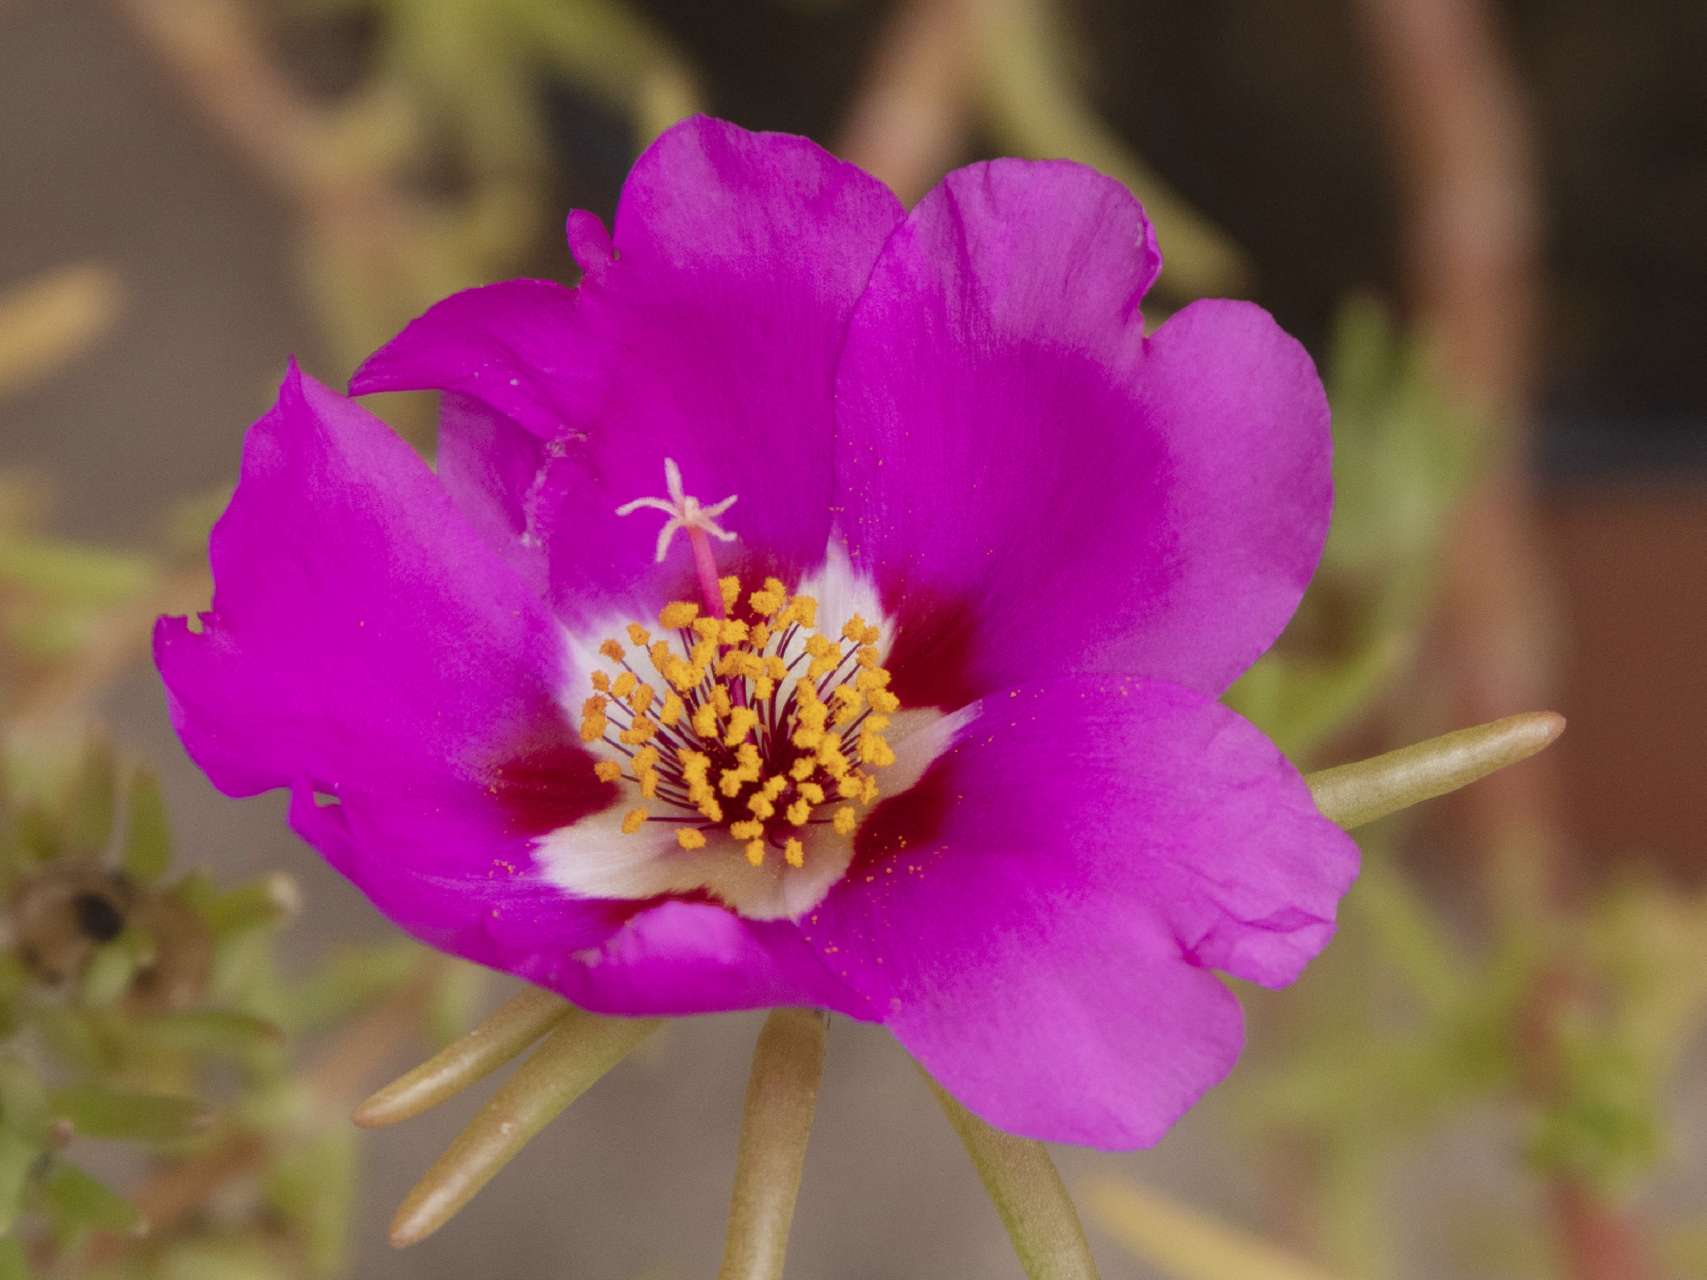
[580,575,901,869]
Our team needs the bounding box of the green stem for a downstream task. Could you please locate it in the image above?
[354,986,572,1128]
[388,1011,662,1246]
[922,1067,1102,1280]
[1305,710,1563,831]
[717,1008,830,1280]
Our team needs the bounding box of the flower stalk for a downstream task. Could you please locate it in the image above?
[354,986,575,1128]
[921,1066,1102,1280]
[388,1011,663,1246]
[717,1008,830,1280]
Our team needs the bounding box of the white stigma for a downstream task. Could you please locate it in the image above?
[615,458,739,563]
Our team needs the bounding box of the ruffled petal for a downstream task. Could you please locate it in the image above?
[155,365,864,1016]
[833,159,1332,708]
[798,675,1358,1149]
[354,116,906,629]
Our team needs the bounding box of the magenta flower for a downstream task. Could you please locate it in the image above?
[155,117,1357,1150]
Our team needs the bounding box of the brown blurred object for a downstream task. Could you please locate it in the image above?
[1544,485,1707,876]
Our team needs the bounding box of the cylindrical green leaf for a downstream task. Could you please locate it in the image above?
[122,768,172,884]
[717,1008,828,1280]
[0,1058,50,1144]
[66,735,117,854]
[203,873,300,936]
[139,1009,284,1056]
[48,1085,214,1142]
[38,1160,144,1236]
[1305,711,1564,831]
[0,1233,28,1280]
[0,1127,37,1234]
[922,1068,1102,1280]
[388,1011,663,1246]
[355,986,572,1129]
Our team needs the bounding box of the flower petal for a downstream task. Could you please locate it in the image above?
[154,365,862,1016]
[353,116,906,628]
[834,159,1332,708]
[798,675,1359,1149]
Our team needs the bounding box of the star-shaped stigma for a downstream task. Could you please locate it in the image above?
[616,458,740,563]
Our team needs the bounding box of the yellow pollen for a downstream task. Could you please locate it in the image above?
[579,695,608,743]
[591,671,610,692]
[664,657,697,691]
[677,828,707,850]
[621,807,648,835]
[629,683,656,716]
[600,639,625,662]
[692,617,721,642]
[805,634,834,659]
[818,743,850,778]
[690,637,718,669]
[749,622,771,649]
[627,623,651,647]
[833,806,858,835]
[712,685,732,719]
[693,701,719,739]
[747,794,775,821]
[719,575,740,610]
[781,596,818,628]
[724,706,759,746]
[745,839,765,867]
[855,646,880,670]
[860,774,880,804]
[730,820,763,840]
[749,579,786,616]
[659,601,698,629]
[649,640,672,670]
[859,732,896,768]
[719,619,749,645]
[790,757,817,781]
[868,688,900,714]
[619,718,658,745]
[660,692,685,726]
[594,761,622,783]
[799,782,825,805]
[632,745,661,774]
[612,671,637,699]
[786,798,811,826]
[841,615,870,643]
[698,796,724,823]
[640,771,660,799]
[784,838,805,868]
[837,775,862,799]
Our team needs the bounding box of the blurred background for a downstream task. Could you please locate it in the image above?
[1,0,1704,1277]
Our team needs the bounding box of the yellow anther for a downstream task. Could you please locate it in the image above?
[594,761,622,783]
[660,601,699,629]
[837,776,862,799]
[818,742,850,778]
[860,624,881,645]
[755,677,775,700]
[860,774,880,804]
[799,782,825,805]
[764,656,788,680]
[748,793,776,820]
[649,641,672,671]
[750,622,771,649]
[640,771,659,799]
[621,808,648,835]
[592,672,612,695]
[830,684,863,725]
[724,706,759,746]
[789,757,817,781]
[659,692,685,726]
[692,616,721,641]
[681,751,710,783]
[664,657,697,691]
[784,838,804,869]
[693,701,719,738]
[868,688,900,714]
[579,695,608,743]
[719,619,749,646]
[854,667,891,692]
[599,638,625,662]
[619,718,658,745]
[833,806,858,836]
[793,726,826,750]
[629,683,656,717]
[612,671,637,699]
[737,744,762,769]
[698,796,724,823]
[677,828,707,850]
[864,715,890,733]
[781,596,818,628]
[716,651,764,680]
[859,732,895,768]
[807,657,836,682]
[762,775,788,799]
[786,798,811,826]
[712,685,732,719]
[690,637,718,668]
[626,623,651,647]
[841,615,870,644]
[749,579,787,616]
[730,820,764,840]
[632,746,660,774]
[855,646,880,669]
[719,575,741,610]
[805,634,834,659]
[745,839,765,867]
